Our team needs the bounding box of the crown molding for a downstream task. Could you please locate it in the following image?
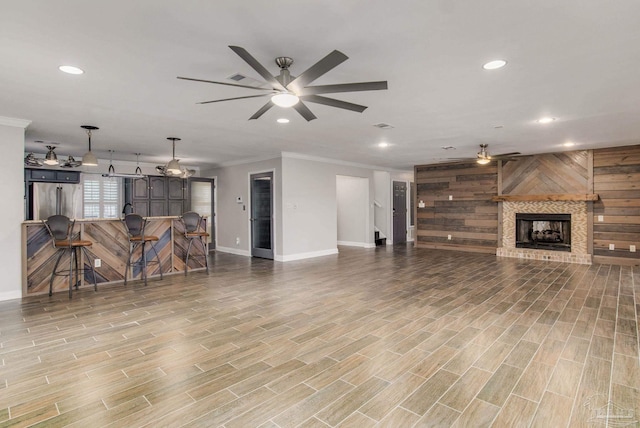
[0,116,31,129]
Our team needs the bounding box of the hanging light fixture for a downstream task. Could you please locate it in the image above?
[44,145,59,165]
[135,153,142,175]
[81,125,99,166]
[108,150,115,174]
[166,137,182,175]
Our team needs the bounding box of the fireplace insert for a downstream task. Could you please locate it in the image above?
[516,213,571,252]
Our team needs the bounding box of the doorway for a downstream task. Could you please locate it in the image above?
[393,181,407,244]
[250,172,274,259]
[188,178,215,249]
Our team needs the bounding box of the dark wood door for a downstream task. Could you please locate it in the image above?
[393,181,407,244]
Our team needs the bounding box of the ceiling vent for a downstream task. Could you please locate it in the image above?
[228,73,246,81]
[373,122,394,129]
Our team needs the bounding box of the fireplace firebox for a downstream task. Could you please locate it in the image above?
[516,213,571,252]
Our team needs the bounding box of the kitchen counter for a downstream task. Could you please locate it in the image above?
[22,216,207,296]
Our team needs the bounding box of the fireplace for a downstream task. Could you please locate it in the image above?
[516,213,571,252]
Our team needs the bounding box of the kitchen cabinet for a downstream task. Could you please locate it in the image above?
[27,169,80,183]
[125,176,187,217]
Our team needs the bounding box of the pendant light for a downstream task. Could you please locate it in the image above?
[166,137,182,175]
[108,150,115,174]
[135,153,142,175]
[44,145,59,165]
[81,125,99,166]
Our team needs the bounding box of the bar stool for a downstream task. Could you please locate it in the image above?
[43,215,98,299]
[123,214,163,286]
[181,211,209,275]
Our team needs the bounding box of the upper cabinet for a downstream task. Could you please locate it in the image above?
[26,168,80,183]
[125,176,187,217]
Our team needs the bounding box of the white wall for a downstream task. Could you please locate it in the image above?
[281,155,376,259]
[203,158,281,257]
[336,175,369,247]
[2,117,31,301]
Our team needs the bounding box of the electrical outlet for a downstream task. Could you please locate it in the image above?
[630,245,636,252]
[597,215,604,222]
[447,234,452,240]
[609,244,615,251]
[94,259,101,268]
[448,195,453,200]
[235,237,240,245]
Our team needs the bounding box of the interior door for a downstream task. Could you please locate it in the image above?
[393,181,407,244]
[188,178,215,249]
[250,172,273,259]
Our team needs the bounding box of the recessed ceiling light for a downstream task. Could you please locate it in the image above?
[441,146,456,150]
[483,59,507,70]
[277,118,290,124]
[537,117,556,124]
[563,142,576,147]
[58,65,84,75]
[378,142,389,148]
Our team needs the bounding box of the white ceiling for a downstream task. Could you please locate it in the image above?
[2,0,640,171]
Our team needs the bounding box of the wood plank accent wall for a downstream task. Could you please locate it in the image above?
[415,163,498,253]
[501,151,589,195]
[593,145,640,263]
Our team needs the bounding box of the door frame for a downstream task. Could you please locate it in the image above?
[187,177,216,250]
[247,169,276,259]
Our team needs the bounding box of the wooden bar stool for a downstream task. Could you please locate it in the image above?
[123,214,163,286]
[43,215,98,299]
[181,211,209,275]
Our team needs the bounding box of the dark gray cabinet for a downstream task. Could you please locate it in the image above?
[27,169,80,183]
[125,176,187,217]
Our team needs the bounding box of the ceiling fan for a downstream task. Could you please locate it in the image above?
[59,156,82,168]
[449,144,521,164]
[178,45,388,121]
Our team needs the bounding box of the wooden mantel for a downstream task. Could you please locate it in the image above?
[492,193,599,202]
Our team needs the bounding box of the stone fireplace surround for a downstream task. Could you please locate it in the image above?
[496,200,591,264]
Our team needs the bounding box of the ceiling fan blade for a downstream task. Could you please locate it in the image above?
[198,94,271,104]
[299,81,388,96]
[229,46,286,91]
[177,76,274,91]
[287,50,349,93]
[301,95,367,113]
[249,100,275,120]
[292,101,317,121]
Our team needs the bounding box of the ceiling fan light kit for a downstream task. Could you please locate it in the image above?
[178,45,388,121]
[43,145,59,165]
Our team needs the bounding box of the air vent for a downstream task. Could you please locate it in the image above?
[373,123,394,129]
[228,73,246,81]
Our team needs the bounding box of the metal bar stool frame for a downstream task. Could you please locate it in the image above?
[122,214,163,286]
[181,211,209,276]
[43,215,98,299]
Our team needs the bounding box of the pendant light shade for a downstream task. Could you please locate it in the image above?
[44,145,59,165]
[81,125,99,166]
[166,137,182,175]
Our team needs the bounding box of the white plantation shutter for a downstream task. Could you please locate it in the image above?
[83,176,123,218]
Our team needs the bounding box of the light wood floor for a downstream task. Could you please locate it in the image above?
[1,246,638,427]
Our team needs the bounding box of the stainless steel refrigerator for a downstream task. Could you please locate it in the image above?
[31,182,83,220]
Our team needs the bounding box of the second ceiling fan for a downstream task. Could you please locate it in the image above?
[178,45,388,121]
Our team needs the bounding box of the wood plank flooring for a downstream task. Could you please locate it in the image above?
[1,246,638,427]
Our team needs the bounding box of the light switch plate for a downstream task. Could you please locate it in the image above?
[609,244,615,250]
[597,215,604,222]
[630,245,636,252]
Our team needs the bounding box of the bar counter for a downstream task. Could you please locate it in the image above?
[22,216,207,296]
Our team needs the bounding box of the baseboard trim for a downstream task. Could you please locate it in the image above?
[0,290,23,302]
[337,241,375,249]
[216,246,251,257]
[275,248,339,262]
